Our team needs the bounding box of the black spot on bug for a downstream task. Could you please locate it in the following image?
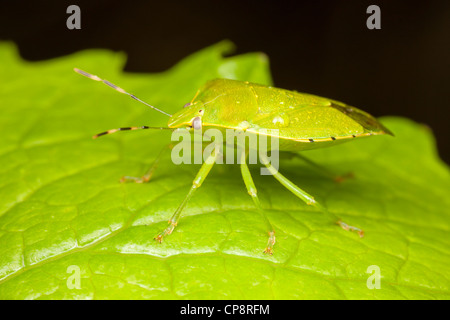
[330,103,393,136]
[120,127,132,131]
[309,139,314,143]
[331,136,336,140]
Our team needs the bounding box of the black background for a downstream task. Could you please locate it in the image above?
[1,0,449,163]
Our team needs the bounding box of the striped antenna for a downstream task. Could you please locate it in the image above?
[93,126,173,139]
[74,68,172,117]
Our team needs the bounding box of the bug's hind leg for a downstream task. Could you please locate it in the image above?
[154,150,218,242]
[240,150,276,254]
[287,152,353,183]
[260,152,364,238]
[120,143,173,184]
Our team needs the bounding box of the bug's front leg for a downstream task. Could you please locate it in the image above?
[337,220,364,238]
[259,152,364,238]
[154,150,218,242]
[240,148,276,255]
[120,143,173,183]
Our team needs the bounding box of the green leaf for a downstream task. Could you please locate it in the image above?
[0,41,449,300]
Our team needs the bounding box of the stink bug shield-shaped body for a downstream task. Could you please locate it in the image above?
[74,69,393,254]
[170,79,393,148]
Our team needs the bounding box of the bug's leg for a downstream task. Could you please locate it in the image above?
[259,152,364,238]
[120,143,173,183]
[240,149,276,254]
[260,152,323,209]
[154,150,218,242]
[336,221,364,238]
[290,152,353,183]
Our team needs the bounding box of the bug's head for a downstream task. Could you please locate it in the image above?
[168,101,205,130]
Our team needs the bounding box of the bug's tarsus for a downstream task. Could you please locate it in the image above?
[154,220,177,243]
[337,220,364,238]
[74,68,172,117]
[263,231,276,255]
[334,172,355,183]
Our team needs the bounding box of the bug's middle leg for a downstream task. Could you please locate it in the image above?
[240,149,276,254]
[154,150,218,242]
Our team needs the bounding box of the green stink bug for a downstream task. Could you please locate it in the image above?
[74,69,393,254]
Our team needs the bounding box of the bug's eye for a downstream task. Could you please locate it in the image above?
[183,102,191,108]
[192,116,202,130]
